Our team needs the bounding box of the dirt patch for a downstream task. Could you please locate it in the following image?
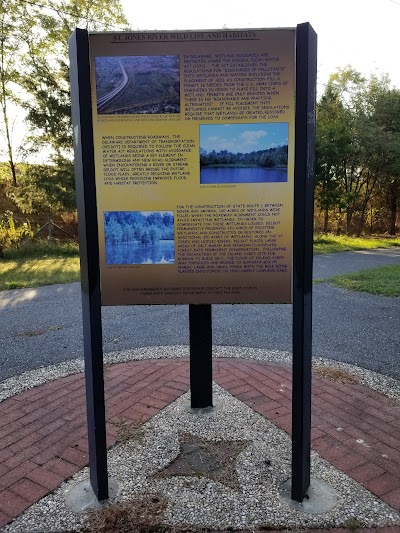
[313,366,360,384]
[111,417,143,444]
[81,494,168,533]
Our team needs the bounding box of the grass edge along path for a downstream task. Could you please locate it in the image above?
[313,234,400,254]
[323,263,400,297]
[0,256,81,290]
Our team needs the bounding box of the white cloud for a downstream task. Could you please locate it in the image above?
[203,136,235,151]
[239,130,268,146]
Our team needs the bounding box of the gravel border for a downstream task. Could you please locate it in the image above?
[1,346,400,532]
[3,383,400,533]
[1,345,399,404]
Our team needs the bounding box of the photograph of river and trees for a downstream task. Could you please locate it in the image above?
[200,123,288,184]
[104,211,175,265]
[95,55,180,114]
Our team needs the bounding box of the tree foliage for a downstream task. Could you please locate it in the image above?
[1,5,400,238]
[5,159,76,214]
[19,0,128,160]
[370,90,400,234]
[104,211,175,246]
[315,67,400,234]
[200,146,288,168]
[0,0,25,187]
[0,211,33,254]
[0,0,129,215]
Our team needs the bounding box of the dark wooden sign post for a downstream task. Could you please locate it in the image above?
[69,22,316,504]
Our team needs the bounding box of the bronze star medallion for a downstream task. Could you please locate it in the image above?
[154,432,248,490]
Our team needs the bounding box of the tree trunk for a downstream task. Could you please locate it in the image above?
[357,211,365,237]
[370,205,373,234]
[0,97,18,186]
[346,208,353,235]
[357,201,369,237]
[323,208,329,233]
[336,207,342,235]
[389,203,397,235]
[1,38,17,187]
[8,155,17,187]
[386,180,398,235]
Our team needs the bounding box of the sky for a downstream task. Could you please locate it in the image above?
[200,123,288,153]
[119,0,400,92]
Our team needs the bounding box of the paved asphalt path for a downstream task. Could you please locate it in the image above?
[0,248,399,382]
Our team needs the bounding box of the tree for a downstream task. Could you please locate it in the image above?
[1,0,129,215]
[141,229,151,245]
[370,89,400,234]
[350,74,395,235]
[0,0,25,187]
[19,0,128,161]
[105,217,122,245]
[149,226,160,244]
[315,67,397,234]
[316,76,353,232]
[6,160,75,215]
[134,223,145,242]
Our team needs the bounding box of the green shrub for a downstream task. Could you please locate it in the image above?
[0,211,33,254]
[4,238,79,260]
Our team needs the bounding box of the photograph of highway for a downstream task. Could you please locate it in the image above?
[95,55,180,114]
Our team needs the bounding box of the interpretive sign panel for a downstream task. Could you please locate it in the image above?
[88,29,296,305]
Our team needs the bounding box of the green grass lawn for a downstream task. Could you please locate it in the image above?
[0,257,81,290]
[0,235,399,291]
[313,234,400,297]
[325,264,400,297]
[313,234,400,254]
[0,241,80,290]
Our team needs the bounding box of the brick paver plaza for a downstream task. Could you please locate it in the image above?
[0,357,399,532]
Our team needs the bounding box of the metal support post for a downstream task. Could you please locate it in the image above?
[189,304,213,408]
[69,28,109,501]
[291,22,317,502]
